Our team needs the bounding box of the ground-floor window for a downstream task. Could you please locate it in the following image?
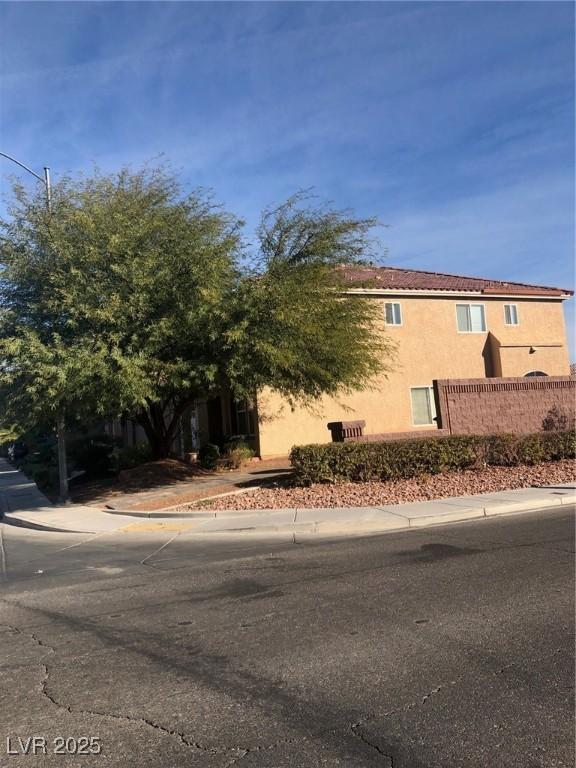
[410,386,437,425]
[230,399,256,437]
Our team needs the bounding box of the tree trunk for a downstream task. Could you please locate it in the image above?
[136,398,194,460]
[137,412,172,459]
[148,434,173,460]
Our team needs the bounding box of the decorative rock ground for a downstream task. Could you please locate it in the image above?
[182,459,576,511]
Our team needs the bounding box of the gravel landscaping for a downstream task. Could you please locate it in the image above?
[181,459,575,510]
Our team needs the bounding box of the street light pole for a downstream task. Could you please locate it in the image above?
[0,152,68,502]
[43,166,52,211]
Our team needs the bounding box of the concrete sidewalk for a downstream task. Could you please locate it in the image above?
[0,458,140,533]
[0,458,53,516]
[1,453,573,536]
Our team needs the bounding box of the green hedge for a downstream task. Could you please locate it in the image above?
[289,431,576,485]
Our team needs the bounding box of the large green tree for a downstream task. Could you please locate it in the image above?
[0,167,395,458]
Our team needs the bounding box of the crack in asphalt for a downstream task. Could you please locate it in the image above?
[494,646,563,676]
[2,623,235,757]
[5,617,396,766]
[39,670,227,755]
[345,679,462,766]
[421,685,442,704]
[377,650,547,725]
[221,737,306,767]
[7,615,565,768]
[347,646,567,766]
[351,720,394,766]
[4,623,54,659]
[2,621,320,763]
[372,644,563,724]
[347,680,458,768]
[375,681,454,721]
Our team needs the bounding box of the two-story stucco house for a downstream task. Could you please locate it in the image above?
[192,266,573,458]
[109,266,573,459]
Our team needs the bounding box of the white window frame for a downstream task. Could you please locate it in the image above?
[504,303,519,326]
[410,386,437,426]
[455,303,487,333]
[384,301,402,326]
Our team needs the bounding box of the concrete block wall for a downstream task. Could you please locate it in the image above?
[434,376,576,435]
[342,428,449,442]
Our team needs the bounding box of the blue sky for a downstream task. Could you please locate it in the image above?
[1,1,574,355]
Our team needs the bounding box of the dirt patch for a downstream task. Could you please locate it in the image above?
[117,459,212,488]
[70,459,214,503]
[126,484,245,511]
[182,459,576,511]
[70,456,293,508]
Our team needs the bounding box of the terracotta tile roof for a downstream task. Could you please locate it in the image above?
[341,265,573,297]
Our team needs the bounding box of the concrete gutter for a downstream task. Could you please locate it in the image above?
[2,484,574,537]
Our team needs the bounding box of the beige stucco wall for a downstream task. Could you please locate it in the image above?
[256,294,570,457]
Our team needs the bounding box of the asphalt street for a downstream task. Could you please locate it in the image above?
[0,507,574,767]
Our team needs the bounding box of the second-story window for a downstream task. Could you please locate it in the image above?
[456,303,486,333]
[504,304,519,325]
[385,302,402,325]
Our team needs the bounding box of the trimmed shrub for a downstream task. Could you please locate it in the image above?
[290,431,575,485]
[223,440,256,469]
[540,430,576,461]
[198,443,220,470]
[483,434,522,466]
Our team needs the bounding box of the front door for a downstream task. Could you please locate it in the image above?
[206,397,224,446]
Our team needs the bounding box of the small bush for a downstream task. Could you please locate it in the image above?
[27,463,60,492]
[542,406,575,432]
[223,440,255,469]
[17,456,59,493]
[67,434,117,478]
[198,443,220,470]
[540,430,576,461]
[290,431,575,485]
[113,443,153,471]
[11,435,59,493]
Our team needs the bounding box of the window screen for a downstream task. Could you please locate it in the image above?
[456,304,470,332]
[456,304,486,332]
[385,302,402,325]
[504,304,518,325]
[411,387,437,425]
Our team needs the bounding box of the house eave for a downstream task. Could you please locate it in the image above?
[343,288,571,301]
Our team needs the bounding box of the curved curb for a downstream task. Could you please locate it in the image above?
[100,486,267,517]
[3,490,573,537]
[1,515,94,534]
[102,508,216,519]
